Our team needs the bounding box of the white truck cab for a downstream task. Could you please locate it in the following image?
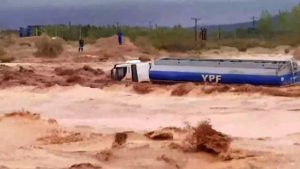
[111,60,151,82]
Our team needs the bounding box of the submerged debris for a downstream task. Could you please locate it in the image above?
[68,163,102,169]
[184,121,232,155]
[145,130,173,140]
[1,111,41,121]
[37,132,84,145]
[132,83,153,94]
[0,65,110,88]
[112,132,128,148]
[171,83,194,96]
[157,154,181,169]
[95,149,113,162]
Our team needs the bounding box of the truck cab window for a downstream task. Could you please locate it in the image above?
[116,67,127,81]
[293,62,299,70]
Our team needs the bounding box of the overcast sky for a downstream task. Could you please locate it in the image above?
[0,0,299,28]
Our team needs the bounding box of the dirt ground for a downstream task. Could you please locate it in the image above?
[0,36,300,169]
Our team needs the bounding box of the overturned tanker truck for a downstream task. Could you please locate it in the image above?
[111,57,300,86]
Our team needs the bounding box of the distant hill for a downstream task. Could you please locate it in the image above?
[203,15,279,32]
[205,21,253,32]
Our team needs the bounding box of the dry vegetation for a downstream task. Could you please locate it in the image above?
[0,35,16,47]
[34,35,64,57]
[134,36,158,54]
[0,39,15,63]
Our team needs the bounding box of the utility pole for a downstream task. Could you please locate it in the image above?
[218,25,221,40]
[115,22,120,30]
[55,25,58,37]
[79,26,82,39]
[35,27,38,36]
[68,21,72,29]
[191,17,201,41]
[250,16,257,38]
[148,20,153,29]
[250,16,257,30]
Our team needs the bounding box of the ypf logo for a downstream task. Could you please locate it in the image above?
[202,74,222,83]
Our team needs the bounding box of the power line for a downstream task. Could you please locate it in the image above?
[191,17,201,41]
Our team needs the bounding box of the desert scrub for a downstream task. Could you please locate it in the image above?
[0,35,16,47]
[34,35,64,57]
[134,36,158,54]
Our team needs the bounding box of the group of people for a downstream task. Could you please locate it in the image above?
[78,32,123,52]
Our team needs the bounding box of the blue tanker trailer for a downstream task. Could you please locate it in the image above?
[111,57,300,86]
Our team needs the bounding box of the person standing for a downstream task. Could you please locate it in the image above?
[79,39,85,52]
[117,32,123,45]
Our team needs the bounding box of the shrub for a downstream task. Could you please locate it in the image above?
[1,35,16,47]
[34,35,64,57]
[134,36,158,54]
[84,38,97,44]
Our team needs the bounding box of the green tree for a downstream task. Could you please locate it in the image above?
[290,6,300,32]
[257,10,273,36]
[278,11,290,32]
